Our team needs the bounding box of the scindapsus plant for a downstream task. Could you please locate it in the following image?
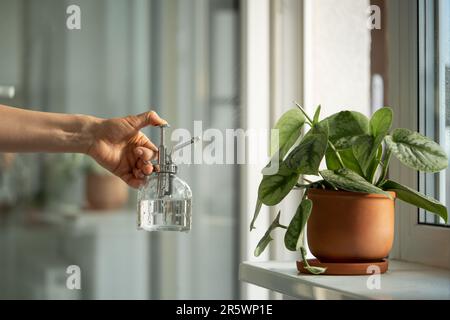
[251,104,448,274]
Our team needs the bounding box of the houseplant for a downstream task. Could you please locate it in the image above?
[251,104,448,274]
[44,153,85,208]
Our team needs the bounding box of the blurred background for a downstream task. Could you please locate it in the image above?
[0,0,240,299]
[0,0,448,299]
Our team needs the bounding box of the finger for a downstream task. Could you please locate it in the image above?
[137,158,154,169]
[133,168,145,179]
[136,158,145,169]
[143,138,158,153]
[141,164,154,175]
[122,173,145,189]
[128,178,145,189]
[137,134,158,152]
[147,110,168,126]
[132,111,168,130]
[134,147,157,162]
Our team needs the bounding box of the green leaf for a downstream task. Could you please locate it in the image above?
[300,247,326,275]
[320,111,370,175]
[385,128,448,172]
[325,147,364,176]
[285,126,328,175]
[254,211,282,257]
[270,108,305,158]
[367,144,383,183]
[325,135,369,176]
[325,148,341,171]
[352,134,385,178]
[381,180,448,223]
[350,107,393,178]
[313,105,321,125]
[339,149,365,176]
[352,134,376,175]
[249,198,263,231]
[258,164,299,206]
[303,264,326,275]
[370,107,393,138]
[320,168,392,199]
[284,199,313,251]
[297,179,335,190]
[318,111,369,143]
[254,234,273,257]
[333,136,360,150]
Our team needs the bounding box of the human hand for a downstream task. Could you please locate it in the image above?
[87,111,167,188]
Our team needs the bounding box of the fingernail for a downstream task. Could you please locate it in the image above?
[154,112,168,124]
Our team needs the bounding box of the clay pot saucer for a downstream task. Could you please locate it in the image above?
[297,259,388,275]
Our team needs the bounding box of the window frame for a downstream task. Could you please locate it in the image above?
[239,0,304,299]
[387,0,450,269]
[240,1,450,293]
[239,0,271,300]
[417,0,449,227]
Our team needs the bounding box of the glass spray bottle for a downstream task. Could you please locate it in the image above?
[137,124,198,232]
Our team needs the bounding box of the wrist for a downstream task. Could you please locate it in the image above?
[72,114,102,154]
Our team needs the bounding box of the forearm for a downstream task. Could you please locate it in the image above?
[0,104,99,154]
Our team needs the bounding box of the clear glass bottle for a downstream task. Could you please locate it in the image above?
[137,172,192,232]
[137,125,196,232]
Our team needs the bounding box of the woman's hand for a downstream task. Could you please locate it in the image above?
[0,105,167,188]
[87,111,167,188]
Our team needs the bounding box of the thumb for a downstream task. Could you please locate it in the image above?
[130,111,168,130]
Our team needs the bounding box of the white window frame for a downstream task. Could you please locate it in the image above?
[268,0,304,263]
[240,0,271,300]
[240,0,304,299]
[387,0,450,269]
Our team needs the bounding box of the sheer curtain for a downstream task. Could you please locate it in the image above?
[0,0,240,299]
[148,0,240,299]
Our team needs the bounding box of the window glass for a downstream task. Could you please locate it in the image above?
[418,0,450,226]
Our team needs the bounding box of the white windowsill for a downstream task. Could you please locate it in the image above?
[239,260,450,300]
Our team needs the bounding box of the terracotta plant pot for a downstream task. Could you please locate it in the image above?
[306,188,396,262]
[85,173,129,210]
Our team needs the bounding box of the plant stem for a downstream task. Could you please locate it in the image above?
[294,102,346,170]
[377,149,392,185]
[294,102,314,125]
[278,224,288,230]
[327,140,346,169]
